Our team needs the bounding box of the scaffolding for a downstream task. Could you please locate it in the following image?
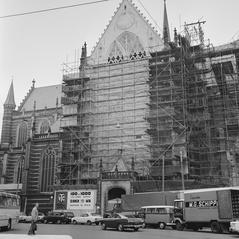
[147,22,239,186]
[88,57,150,174]
[57,23,239,188]
[58,46,152,185]
[58,46,94,185]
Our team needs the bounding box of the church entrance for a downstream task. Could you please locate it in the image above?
[108,187,126,200]
[100,179,131,214]
[107,187,126,212]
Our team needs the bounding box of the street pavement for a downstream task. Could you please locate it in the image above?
[1,223,238,239]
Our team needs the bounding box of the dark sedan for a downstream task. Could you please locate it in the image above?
[101,213,144,231]
[40,211,74,224]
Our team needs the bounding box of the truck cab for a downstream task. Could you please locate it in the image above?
[173,199,185,230]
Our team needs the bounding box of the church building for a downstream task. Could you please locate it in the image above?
[1,0,239,214]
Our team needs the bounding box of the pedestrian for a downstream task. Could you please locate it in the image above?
[28,202,39,235]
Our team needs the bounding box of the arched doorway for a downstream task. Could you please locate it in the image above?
[108,187,126,200]
[107,187,126,212]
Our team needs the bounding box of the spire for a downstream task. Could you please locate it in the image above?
[4,81,16,108]
[79,42,87,71]
[163,0,171,44]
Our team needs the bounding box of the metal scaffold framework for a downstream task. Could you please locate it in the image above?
[147,21,239,186]
[58,46,152,186]
[56,21,239,189]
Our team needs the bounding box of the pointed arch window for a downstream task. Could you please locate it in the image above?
[40,147,56,192]
[13,157,24,184]
[17,122,28,147]
[40,120,50,134]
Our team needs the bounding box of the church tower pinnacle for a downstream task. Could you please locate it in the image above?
[1,81,16,146]
[4,81,16,108]
[163,0,171,44]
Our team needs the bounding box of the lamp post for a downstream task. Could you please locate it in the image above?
[180,150,185,191]
[162,154,165,192]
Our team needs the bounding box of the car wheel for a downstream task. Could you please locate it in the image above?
[134,228,139,232]
[44,219,48,224]
[159,222,166,229]
[118,224,124,231]
[73,220,77,225]
[95,222,99,225]
[57,219,61,224]
[211,221,222,233]
[176,221,184,231]
[101,223,107,230]
[86,220,92,225]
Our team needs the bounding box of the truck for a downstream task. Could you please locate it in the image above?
[173,187,239,233]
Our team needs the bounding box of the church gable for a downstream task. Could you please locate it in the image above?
[111,157,129,172]
[90,0,164,64]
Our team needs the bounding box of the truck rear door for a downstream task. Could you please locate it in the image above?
[217,190,232,220]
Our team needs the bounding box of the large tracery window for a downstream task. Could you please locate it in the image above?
[39,120,50,134]
[16,122,28,147]
[108,31,144,63]
[40,147,56,192]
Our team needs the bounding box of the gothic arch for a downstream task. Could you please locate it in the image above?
[40,147,56,192]
[108,187,126,201]
[13,159,23,184]
[16,121,28,147]
[39,119,50,134]
[108,31,144,58]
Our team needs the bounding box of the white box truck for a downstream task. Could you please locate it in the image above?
[173,187,239,233]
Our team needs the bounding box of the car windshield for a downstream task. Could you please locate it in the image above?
[66,212,74,217]
[115,214,127,219]
[124,215,136,218]
[91,213,100,216]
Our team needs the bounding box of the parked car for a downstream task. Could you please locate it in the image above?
[100,213,144,231]
[19,214,32,223]
[40,211,74,224]
[71,213,103,225]
[19,212,45,223]
[139,205,175,229]
[230,220,239,233]
[37,212,45,222]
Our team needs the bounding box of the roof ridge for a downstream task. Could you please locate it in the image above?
[33,84,61,89]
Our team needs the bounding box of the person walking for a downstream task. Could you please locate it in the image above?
[28,202,39,235]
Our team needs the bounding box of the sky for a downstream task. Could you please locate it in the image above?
[0,0,239,137]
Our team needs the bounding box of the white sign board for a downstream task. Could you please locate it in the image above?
[54,190,96,211]
[67,190,95,210]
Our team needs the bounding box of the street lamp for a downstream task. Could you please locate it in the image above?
[180,150,185,191]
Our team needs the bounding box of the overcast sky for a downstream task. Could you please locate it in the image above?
[0,0,239,137]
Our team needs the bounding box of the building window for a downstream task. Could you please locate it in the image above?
[16,122,28,147]
[40,120,50,134]
[40,147,56,192]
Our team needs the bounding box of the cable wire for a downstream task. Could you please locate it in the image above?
[0,0,111,19]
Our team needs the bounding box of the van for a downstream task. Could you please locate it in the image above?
[139,205,175,229]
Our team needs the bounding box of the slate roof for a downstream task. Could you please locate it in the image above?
[20,84,62,112]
